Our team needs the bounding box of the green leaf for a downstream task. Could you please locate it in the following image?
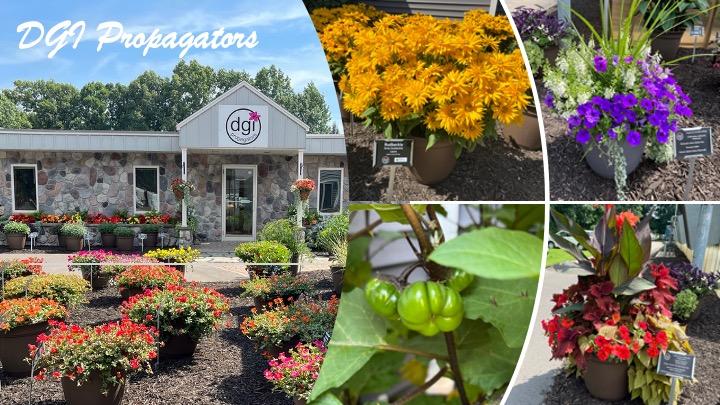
[309,392,344,405]
[613,277,656,296]
[344,351,405,397]
[429,228,542,280]
[608,255,630,286]
[551,209,599,257]
[427,133,438,150]
[546,249,576,267]
[349,204,427,224]
[552,302,585,315]
[345,236,372,289]
[463,277,536,347]
[508,205,544,232]
[455,320,520,393]
[361,106,377,118]
[310,288,389,400]
[384,123,393,138]
[619,221,644,278]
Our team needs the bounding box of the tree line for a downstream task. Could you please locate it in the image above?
[0,61,336,134]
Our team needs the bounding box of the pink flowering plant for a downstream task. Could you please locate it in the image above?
[264,341,326,400]
[69,250,155,276]
[291,178,316,193]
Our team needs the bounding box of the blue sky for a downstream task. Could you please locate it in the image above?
[0,0,342,130]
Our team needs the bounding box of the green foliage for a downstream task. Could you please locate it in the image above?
[551,204,674,234]
[97,223,117,234]
[235,240,291,264]
[3,274,89,306]
[3,62,333,133]
[3,221,30,235]
[523,40,546,78]
[637,0,711,32]
[59,223,86,238]
[140,223,160,233]
[113,226,135,237]
[318,212,349,251]
[259,219,308,257]
[673,289,699,320]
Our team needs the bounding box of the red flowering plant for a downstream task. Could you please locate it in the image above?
[0,298,67,331]
[264,341,327,401]
[1,257,44,281]
[291,179,316,193]
[8,213,36,224]
[121,284,230,342]
[543,206,692,403]
[29,319,158,392]
[114,265,184,295]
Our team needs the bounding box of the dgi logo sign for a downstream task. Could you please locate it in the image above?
[218,105,269,148]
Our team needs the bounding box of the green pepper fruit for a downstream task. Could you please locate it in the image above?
[397,281,464,336]
[365,278,400,319]
[447,269,474,292]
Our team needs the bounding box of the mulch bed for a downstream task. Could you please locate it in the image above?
[0,271,335,405]
[546,48,720,201]
[544,294,720,404]
[345,120,545,202]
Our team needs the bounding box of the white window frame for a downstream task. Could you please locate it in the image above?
[317,167,344,215]
[10,164,39,213]
[133,165,160,214]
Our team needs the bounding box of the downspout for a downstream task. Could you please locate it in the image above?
[692,204,714,270]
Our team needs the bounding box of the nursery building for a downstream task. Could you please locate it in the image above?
[0,81,348,243]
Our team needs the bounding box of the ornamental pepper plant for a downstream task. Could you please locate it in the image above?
[310,204,544,404]
[543,205,693,404]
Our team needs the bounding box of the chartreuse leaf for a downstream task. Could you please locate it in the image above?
[350,204,427,224]
[309,288,389,401]
[546,249,576,267]
[619,221,644,278]
[310,392,344,405]
[454,319,520,393]
[429,228,542,280]
[462,277,536,348]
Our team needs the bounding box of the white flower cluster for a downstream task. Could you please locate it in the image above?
[543,44,597,118]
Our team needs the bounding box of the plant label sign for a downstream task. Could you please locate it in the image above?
[373,139,414,167]
[691,25,705,37]
[656,351,695,380]
[675,127,713,160]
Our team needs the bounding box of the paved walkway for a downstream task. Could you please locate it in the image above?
[0,251,332,283]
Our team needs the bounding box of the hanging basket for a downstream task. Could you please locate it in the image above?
[173,189,184,201]
[299,190,311,201]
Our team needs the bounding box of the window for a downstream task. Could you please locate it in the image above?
[134,166,159,213]
[11,164,38,212]
[317,168,343,214]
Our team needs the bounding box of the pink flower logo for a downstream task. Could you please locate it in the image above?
[248,111,261,122]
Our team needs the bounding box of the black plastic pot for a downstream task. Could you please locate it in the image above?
[61,372,125,405]
[0,321,49,376]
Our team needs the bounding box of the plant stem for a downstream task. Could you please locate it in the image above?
[426,205,445,244]
[400,204,451,281]
[378,344,449,362]
[444,332,470,405]
[348,219,382,241]
[391,366,449,405]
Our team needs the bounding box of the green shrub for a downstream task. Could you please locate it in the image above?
[59,223,86,238]
[97,223,117,234]
[235,240,291,263]
[113,226,135,237]
[673,290,699,321]
[140,224,160,233]
[259,219,309,257]
[3,274,89,306]
[318,212,348,251]
[4,221,30,235]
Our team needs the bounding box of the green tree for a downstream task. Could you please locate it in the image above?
[293,82,333,133]
[215,68,252,94]
[170,60,216,124]
[126,71,174,130]
[4,80,79,129]
[253,66,298,111]
[0,93,31,129]
[75,82,112,130]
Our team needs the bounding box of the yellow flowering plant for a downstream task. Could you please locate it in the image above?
[144,247,201,263]
[338,10,531,155]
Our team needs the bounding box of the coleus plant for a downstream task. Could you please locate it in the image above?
[310,204,543,404]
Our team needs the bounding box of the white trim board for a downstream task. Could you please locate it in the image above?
[10,163,39,213]
[317,167,344,215]
[133,165,160,214]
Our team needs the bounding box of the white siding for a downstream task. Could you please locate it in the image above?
[0,130,180,153]
[361,0,495,18]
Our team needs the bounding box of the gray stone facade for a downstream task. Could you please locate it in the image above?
[0,151,347,243]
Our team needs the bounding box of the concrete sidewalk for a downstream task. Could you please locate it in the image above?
[0,252,332,283]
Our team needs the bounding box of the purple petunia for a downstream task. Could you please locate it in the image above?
[576,129,591,144]
[627,130,642,147]
[544,92,555,109]
[594,55,608,73]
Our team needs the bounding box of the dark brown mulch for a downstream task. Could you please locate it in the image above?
[546,48,720,201]
[0,271,335,405]
[544,295,720,404]
[345,120,545,202]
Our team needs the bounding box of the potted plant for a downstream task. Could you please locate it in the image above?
[68,250,118,289]
[638,0,711,60]
[97,223,117,248]
[512,6,568,72]
[3,220,30,250]
[338,11,530,185]
[668,260,720,316]
[3,274,89,307]
[542,206,693,403]
[264,341,327,405]
[59,223,87,252]
[140,224,159,248]
[144,246,201,273]
[544,0,694,198]
[240,274,311,309]
[171,178,195,201]
[259,219,310,276]
[31,319,157,405]
[115,265,185,301]
[326,236,346,294]
[0,257,44,281]
[672,289,699,323]
[235,240,292,278]
[122,285,229,358]
[113,226,135,251]
[0,298,67,376]
[291,179,316,202]
[240,300,300,358]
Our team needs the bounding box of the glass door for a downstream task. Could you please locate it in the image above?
[223,165,256,240]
